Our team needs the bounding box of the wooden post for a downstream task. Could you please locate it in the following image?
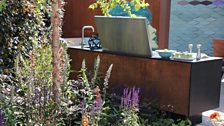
[158,0,171,49]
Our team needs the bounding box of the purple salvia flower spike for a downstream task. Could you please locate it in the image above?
[35,88,38,99]
[135,88,140,107]
[121,97,123,107]
[125,88,128,98]
[128,88,132,107]
[90,104,95,116]
[132,89,135,107]
[126,88,130,107]
[122,88,125,106]
[0,111,5,126]
[81,94,86,114]
[39,88,42,106]
[32,88,38,106]
[135,89,139,107]
[131,88,133,107]
[97,94,103,109]
[134,88,136,107]
[125,88,128,107]
[84,95,86,106]
[39,87,42,115]
[132,87,135,95]
[121,87,140,108]
[122,88,126,107]
[81,100,85,114]
[48,87,51,100]
[135,88,138,106]
[43,86,48,107]
[124,88,128,107]
[132,87,136,107]
[132,88,137,107]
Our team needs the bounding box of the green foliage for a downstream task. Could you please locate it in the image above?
[0,0,6,11]
[150,118,192,126]
[65,56,113,126]
[0,50,192,125]
[0,0,51,73]
[121,107,140,126]
[89,0,149,16]
[0,40,71,125]
[138,102,192,126]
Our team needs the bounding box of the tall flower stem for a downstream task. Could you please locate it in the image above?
[51,0,63,103]
[51,0,64,124]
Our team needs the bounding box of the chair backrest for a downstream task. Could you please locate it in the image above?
[213,38,224,57]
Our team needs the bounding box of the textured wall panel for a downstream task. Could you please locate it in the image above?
[169,0,224,55]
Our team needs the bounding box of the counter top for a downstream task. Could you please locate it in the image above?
[68,46,223,63]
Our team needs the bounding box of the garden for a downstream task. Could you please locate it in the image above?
[0,0,222,125]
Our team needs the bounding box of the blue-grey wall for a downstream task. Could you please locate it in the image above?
[169,0,224,55]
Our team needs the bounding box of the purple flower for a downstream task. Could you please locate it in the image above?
[96,94,103,109]
[48,87,52,100]
[0,111,5,126]
[127,88,132,107]
[133,88,140,107]
[121,87,140,108]
[81,95,86,114]
[121,97,124,107]
[122,88,129,107]
[43,86,48,106]
[72,80,80,85]
[39,88,42,115]
[32,88,39,106]
[90,104,95,116]
[81,100,85,114]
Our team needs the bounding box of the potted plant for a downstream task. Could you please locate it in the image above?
[89,0,159,50]
[89,0,149,17]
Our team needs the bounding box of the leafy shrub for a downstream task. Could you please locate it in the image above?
[0,41,115,125]
[0,0,51,73]
[63,56,113,126]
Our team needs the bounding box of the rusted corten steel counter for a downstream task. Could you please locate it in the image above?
[68,47,223,122]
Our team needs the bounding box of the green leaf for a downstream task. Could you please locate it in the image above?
[134,4,141,11]
[0,0,7,11]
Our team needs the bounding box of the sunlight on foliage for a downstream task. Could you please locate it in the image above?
[0,0,6,11]
[89,0,149,16]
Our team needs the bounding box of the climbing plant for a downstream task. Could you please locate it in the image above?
[0,0,51,74]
